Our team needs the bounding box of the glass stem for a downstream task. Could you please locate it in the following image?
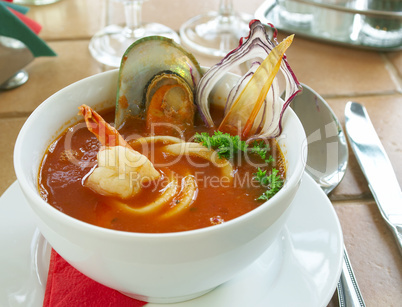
[219,0,234,17]
[123,0,143,37]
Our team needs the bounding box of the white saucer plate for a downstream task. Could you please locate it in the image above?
[0,173,343,307]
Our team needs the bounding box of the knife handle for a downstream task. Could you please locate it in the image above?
[337,246,366,307]
[368,183,402,256]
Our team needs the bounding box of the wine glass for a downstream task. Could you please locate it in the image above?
[179,0,253,57]
[89,0,180,68]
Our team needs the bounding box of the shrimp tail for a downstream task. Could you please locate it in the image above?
[78,104,129,148]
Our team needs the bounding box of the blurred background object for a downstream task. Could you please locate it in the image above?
[13,0,61,5]
[180,0,253,57]
[277,0,313,27]
[255,0,402,50]
[0,0,56,89]
[0,37,32,89]
[89,0,180,68]
[360,0,402,46]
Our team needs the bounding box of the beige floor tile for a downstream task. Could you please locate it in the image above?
[27,0,104,41]
[321,94,402,199]
[3,1,399,306]
[0,40,102,115]
[144,0,261,32]
[0,117,27,195]
[334,201,402,307]
[284,36,398,97]
[27,0,263,41]
[386,51,402,81]
[326,293,339,307]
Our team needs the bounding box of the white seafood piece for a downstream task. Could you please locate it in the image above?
[86,145,160,199]
[111,179,179,214]
[163,142,234,180]
[161,175,197,219]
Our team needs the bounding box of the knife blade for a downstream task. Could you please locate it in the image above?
[345,101,402,255]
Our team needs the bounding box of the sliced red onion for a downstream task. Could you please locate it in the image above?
[224,61,261,115]
[196,20,301,139]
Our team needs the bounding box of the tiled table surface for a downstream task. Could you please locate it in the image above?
[1,0,401,306]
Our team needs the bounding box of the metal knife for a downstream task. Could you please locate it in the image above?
[345,101,402,255]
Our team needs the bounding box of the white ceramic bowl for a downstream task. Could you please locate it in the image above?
[14,69,306,303]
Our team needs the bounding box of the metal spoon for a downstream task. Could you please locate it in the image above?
[290,84,365,307]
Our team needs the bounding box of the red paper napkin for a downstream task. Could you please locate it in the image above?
[1,0,42,34]
[7,7,42,34]
[44,249,148,307]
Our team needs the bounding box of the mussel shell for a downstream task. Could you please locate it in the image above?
[144,71,194,110]
[115,36,203,129]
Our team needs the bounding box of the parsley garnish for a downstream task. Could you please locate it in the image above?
[265,155,274,164]
[250,141,269,160]
[194,131,275,162]
[254,168,283,201]
[194,131,284,202]
[194,131,247,159]
[250,140,275,164]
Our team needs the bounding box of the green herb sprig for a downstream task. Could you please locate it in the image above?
[254,168,283,201]
[194,131,284,201]
[194,131,274,162]
[194,131,247,159]
[250,140,274,164]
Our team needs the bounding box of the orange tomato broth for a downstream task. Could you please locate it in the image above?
[38,106,286,233]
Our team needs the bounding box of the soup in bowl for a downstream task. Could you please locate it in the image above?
[14,22,306,303]
[14,68,306,303]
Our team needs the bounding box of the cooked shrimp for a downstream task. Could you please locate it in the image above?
[79,105,160,199]
[79,105,232,218]
[79,104,128,148]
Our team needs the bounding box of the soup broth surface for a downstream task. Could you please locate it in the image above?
[39,107,285,233]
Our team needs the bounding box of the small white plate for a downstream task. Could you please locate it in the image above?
[0,173,343,307]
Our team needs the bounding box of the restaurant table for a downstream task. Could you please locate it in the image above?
[1,0,401,306]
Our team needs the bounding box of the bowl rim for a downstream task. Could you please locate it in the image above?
[14,69,306,240]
